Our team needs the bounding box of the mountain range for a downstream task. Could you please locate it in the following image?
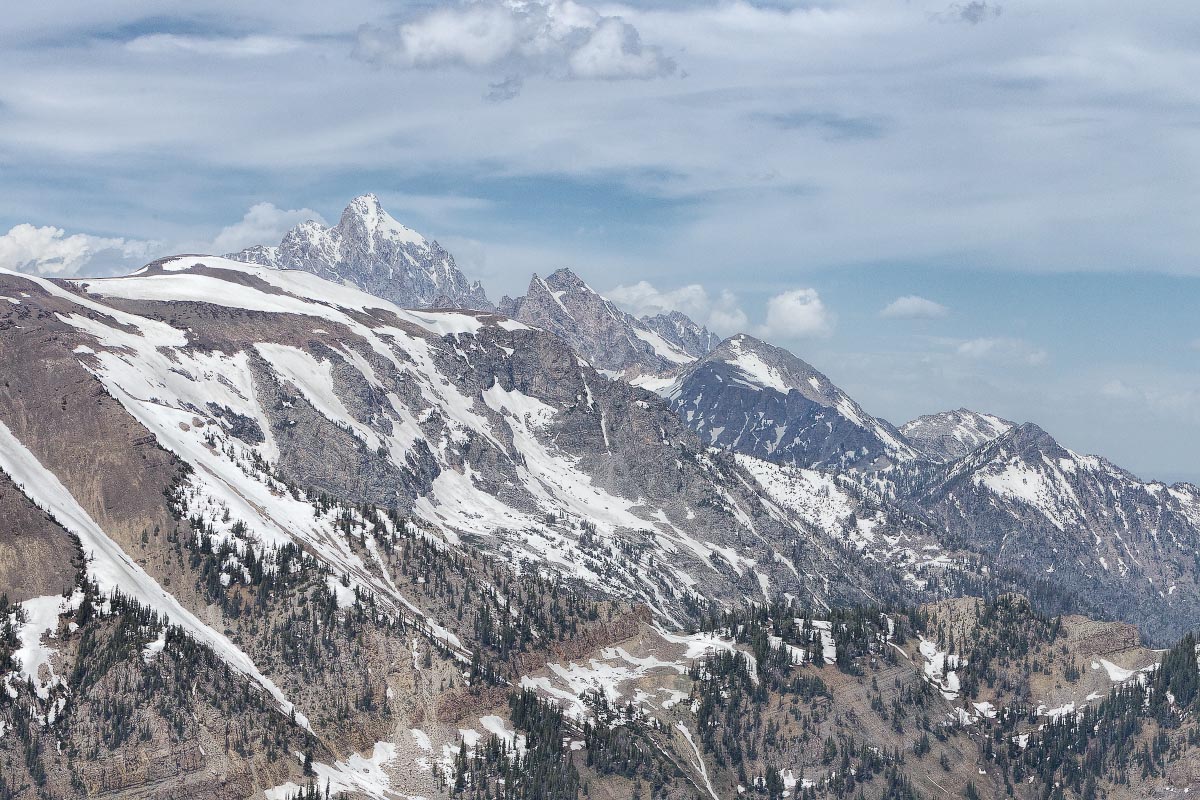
[1,194,1197,800]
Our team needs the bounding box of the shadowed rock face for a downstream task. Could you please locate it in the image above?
[639,310,721,359]
[0,473,80,603]
[668,334,919,472]
[230,194,493,311]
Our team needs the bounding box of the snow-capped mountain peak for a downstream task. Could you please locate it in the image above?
[337,192,425,248]
[900,408,1014,462]
[714,334,844,403]
[228,193,492,311]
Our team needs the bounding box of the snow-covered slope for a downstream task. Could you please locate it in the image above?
[0,416,304,722]
[497,269,714,378]
[736,454,953,593]
[230,194,492,311]
[915,422,1200,643]
[0,258,914,635]
[900,409,1014,463]
[666,334,921,472]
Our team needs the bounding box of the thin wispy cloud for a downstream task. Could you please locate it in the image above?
[755,110,887,141]
[125,34,303,58]
[933,2,1004,25]
[881,295,949,319]
[1103,378,1200,424]
[954,337,1047,366]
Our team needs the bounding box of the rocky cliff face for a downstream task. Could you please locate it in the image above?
[229,194,493,310]
[639,310,721,358]
[498,269,713,378]
[900,408,1014,462]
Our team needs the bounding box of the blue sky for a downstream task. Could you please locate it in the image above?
[1,0,1197,482]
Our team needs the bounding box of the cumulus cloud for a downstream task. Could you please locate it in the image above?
[354,0,675,90]
[759,288,835,339]
[880,295,949,319]
[0,224,155,277]
[607,280,748,334]
[954,337,1047,366]
[566,16,669,80]
[126,34,303,58]
[210,202,326,254]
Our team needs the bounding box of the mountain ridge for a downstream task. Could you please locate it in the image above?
[910,419,1200,643]
[665,333,921,471]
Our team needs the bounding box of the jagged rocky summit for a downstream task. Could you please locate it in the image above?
[498,268,717,378]
[229,193,493,311]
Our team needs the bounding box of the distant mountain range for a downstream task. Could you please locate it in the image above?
[3,194,1197,799]
[220,194,1200,644]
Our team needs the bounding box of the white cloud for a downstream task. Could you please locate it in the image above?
[955,337,1047,366]
[354,0,674,86]
[0,224,154,277]
[126,34,303,58]
[708,302,751,336]
[567,16,669,80]
[607,280,747,334]
[759,288,834,339]
[210,202,326,254]
[880,294,949,319]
